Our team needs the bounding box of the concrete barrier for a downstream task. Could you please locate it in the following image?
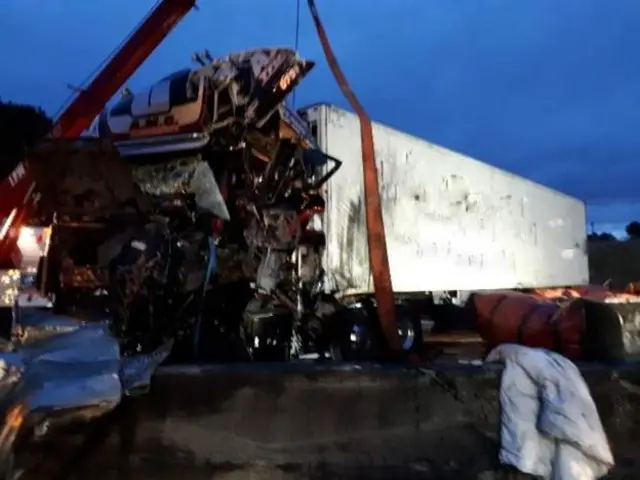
[15,362,640,479]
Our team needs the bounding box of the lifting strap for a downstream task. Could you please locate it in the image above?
[306,0,402,353]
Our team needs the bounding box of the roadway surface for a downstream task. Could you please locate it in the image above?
[11,362,640,479]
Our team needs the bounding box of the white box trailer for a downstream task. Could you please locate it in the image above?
[299,103,589,295]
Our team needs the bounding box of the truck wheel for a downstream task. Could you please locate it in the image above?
[245,310,292,362]
[329,302,385,361]
[250,330,291,362]
[395,303,424,356]
[330,300,425,361]
[397,316,421,353]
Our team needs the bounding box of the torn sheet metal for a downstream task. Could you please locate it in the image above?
[132,155,201,198]
[102,48,315,156]
[0,307,171,469]
[131,154,230,220]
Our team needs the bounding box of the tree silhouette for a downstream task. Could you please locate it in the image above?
[626,221,640,239]
[588,232,617,243]
[0,100,52,177]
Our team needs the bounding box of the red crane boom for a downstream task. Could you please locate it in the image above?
[0,0,196,268]
[52,0,196,139]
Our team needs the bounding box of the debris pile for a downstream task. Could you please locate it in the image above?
[32,48,344,362]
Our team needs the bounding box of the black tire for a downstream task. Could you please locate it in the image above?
[329,300,385,362]
[395,301,425,356]
[245,309,292,362]
[329,298,427,361]
[250,326,291,362]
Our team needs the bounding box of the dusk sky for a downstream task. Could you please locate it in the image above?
[3,0,640,236]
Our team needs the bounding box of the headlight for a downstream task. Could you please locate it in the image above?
[17,226,51,257]
[0,270,20,307]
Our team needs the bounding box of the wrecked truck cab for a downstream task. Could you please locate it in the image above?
[98,67,209,156]
[98,48,316,157]
[27,48,353,364]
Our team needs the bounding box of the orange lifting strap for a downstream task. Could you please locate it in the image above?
[306,0,402,353]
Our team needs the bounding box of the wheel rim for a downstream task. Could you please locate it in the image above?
[348,324,368,350]
[398,318,415,351]
[345,313,416,353]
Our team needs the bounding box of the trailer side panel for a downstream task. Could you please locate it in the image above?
[302,104,588,294]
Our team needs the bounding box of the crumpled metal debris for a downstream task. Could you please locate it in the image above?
[0,307,171,468]
[187,48,314,131]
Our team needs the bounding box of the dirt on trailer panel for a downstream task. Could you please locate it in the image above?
[12,362,640,479]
